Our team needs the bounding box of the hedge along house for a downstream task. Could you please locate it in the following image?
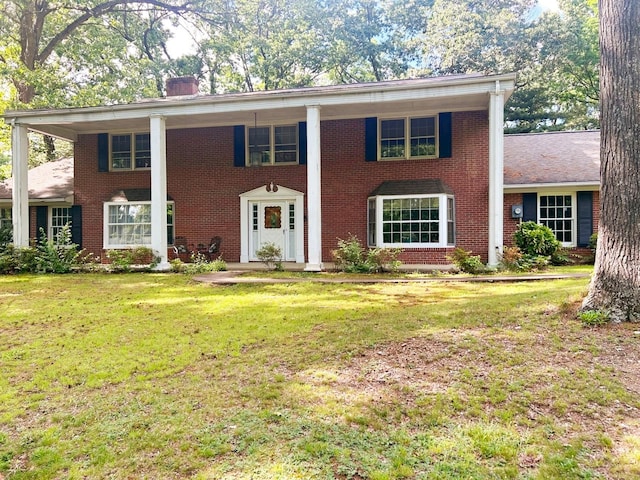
[5,73,516,270]
[503,130,600,252]
[0,157,77,243]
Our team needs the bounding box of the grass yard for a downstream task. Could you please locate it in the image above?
[0,272,639,479]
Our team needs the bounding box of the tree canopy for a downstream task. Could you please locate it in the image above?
[0,0,600,172]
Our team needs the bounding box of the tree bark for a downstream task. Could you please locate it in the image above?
[581,0,640,322]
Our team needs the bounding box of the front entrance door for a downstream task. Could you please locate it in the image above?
[240,185,305,264]
[250,201,296,261]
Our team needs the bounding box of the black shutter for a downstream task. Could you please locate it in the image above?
[522,193,537,222]
[577,191,593,247]
[36,206,48,242]
[365,117,377,162]
[233,125,246,167]
[438,112,452,158]
[98,133,109,172]
[298,121,307,165]
[71,205,83,248]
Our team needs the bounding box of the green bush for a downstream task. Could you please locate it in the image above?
[256,242,283,271]
[0,225,12,251]
[514,221,561,256]
[332,234,402,273]
[35,226,83,274]
[106,246,157,272]
[589,233,598,251]
[446,247,485,274]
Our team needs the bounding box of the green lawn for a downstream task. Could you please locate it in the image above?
[1,272,639,479]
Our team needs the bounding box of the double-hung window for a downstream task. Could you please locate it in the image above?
[539,194,575,245]
[110,133,151,170]
[50,207,72,244]
[248,125,298,165]
[0,208,11,231]
[368,194,455,248]
[104,201,174,248]
[380,116,437,159]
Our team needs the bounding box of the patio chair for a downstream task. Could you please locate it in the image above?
[198,236,222,260]
[172,236,189,258]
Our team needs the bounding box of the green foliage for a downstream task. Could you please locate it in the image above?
[105,246,157,273]
[174,254,227,275]
[447,247,485,274]
[514,221,561,256]
[34,226,82,274]
[578,309,609,327]
[332,234,402,273]
[588,232,598,250]
[256,242,283,271]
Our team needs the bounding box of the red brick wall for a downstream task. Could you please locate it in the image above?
[74,112,491,264]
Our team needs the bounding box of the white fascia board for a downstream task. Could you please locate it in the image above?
[7,74,517,128]
[504,182,600,193]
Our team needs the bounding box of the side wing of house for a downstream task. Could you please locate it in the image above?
[503,131,600,252]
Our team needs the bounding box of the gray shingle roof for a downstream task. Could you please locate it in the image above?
[504,130,600,186]
[0,157,74,201]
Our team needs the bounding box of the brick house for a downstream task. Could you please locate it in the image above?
[503,130,600,253]
[5,73,516,269]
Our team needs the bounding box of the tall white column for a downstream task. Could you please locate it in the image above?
[488,81,505,266]
[150,114,169,270]
[305,105,323,271]
[11,123,29,247]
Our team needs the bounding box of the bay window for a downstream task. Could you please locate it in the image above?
[104,201,174,248]
[368,194,455,248]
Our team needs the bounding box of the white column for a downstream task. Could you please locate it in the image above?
[305,105,323,271]
[11,123,29,247]
[488,81,505,266]
[150,115,169,270]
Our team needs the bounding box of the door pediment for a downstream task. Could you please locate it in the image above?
[240,184,304,200]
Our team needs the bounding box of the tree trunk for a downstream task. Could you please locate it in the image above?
[581,0,640,322]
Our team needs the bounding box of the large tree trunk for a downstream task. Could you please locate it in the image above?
[581,0,640,322]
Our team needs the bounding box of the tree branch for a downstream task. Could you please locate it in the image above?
[36,0,195,64]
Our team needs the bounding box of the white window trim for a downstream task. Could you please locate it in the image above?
[103,201,174,249]
[378,116,439,160]
[368,193,454,248]
[49,206,72,244]
[110,132,151,171]
[246,124,298,166]
[537,192,576,247]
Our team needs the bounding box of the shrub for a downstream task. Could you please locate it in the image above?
[106,246,158,272]
[181,255,227,274]
[256,242,283,271]
[0,225,12,251]
[499,246,524,271]
[35,225,83,274]
[332,235,403,273]
[589,232,598,251]
[446,247,485,274]
[514,221,561,256]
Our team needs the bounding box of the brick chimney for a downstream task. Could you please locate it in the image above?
[165,76,199,97]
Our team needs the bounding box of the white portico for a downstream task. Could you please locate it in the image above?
[5,73,515,269]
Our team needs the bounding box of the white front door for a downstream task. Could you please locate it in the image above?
[250,201,296,261]
[240,185,305,264]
